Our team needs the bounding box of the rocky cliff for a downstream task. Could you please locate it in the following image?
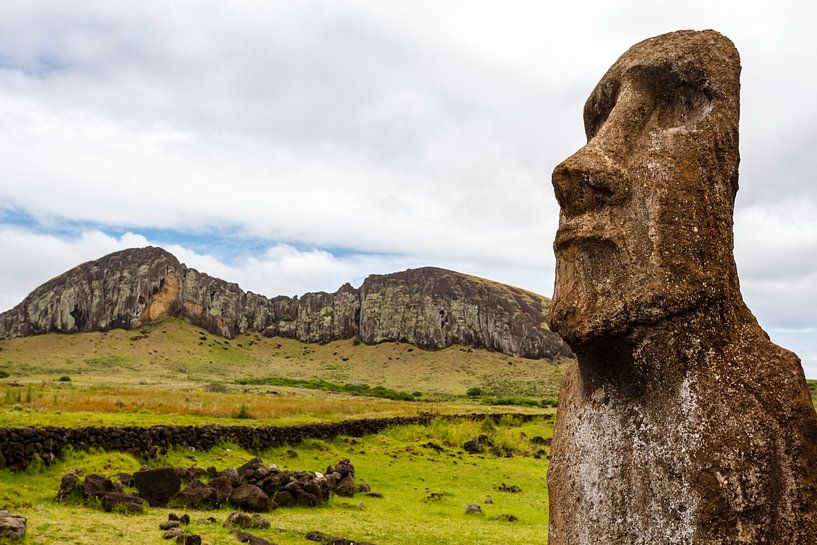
[0,247,571,359]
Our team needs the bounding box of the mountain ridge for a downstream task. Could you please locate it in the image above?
[0,246,573,359]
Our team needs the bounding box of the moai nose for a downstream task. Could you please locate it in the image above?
[551,144,629,217]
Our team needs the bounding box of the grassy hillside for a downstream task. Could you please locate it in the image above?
[0,318,567,427]
[0,318,567,396]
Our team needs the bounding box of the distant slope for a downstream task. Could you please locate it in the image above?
[0,318,569,399]
[0,247,572,360]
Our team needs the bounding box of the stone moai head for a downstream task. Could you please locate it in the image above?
[549,30,742,350]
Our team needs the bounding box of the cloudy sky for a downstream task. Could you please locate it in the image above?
[0,1,815,374]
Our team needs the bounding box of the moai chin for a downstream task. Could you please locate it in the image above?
[547,29,817,544]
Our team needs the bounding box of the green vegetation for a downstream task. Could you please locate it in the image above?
[0,369,8,378]
[235,402,252,419]
[483,397,558,408]
[0,318,569,400]
[0,318,565,542]
[237,376,422,401]
[0,417,554,545]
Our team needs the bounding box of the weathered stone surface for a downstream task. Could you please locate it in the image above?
[175,479,220,509]
[0,248,571,360]
[359,267,572,358]
[229,484,270,512]
[100,492,144,513]
[133,467,182,507]
[56,472,80,502]
[83,473,121,499]
[0,510,26,540]
[547,29,817,544]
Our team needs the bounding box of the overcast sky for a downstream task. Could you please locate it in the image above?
[0,1,815,374]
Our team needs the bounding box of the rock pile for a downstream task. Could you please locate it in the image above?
[57,457,360,513]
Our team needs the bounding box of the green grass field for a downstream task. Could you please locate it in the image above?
[0,319,567,428]
[0,319,563,543]
[0,416,553,545]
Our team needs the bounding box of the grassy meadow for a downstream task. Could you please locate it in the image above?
[0,416,554,545]
[0,319,564,544]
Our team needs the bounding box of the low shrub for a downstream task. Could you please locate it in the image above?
[235,403,252,419]
[236,376,420,402]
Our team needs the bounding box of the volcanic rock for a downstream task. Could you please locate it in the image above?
[0,511,25,540]
[547,29,817,544]
[100,492,144,513]
[229,484,271,512]
[176,479,220,509]
[0,247,571,360]
[133,467,182,507]
[57,472,80,502]
[83,474,121,499]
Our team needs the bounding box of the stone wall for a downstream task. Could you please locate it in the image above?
[0,413,540,471]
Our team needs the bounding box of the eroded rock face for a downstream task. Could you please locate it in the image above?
[360,268,571,359]
[0,248,571,359]
[547,30,817,544]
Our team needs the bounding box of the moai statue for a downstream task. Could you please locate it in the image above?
[547,30,817,544]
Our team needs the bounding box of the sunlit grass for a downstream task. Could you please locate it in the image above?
[0,417,555,545]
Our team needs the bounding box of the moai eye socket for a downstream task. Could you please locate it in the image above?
[652,80,714,128]
[584,79,621,139]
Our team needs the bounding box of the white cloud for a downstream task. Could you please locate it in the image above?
[0,1,814,372]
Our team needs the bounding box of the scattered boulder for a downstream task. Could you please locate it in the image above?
[220,467,241,486]
[176,479,220,509]
[224,512,253,529]
[0,510,26,540]
[462,435,494,454]
[272,490,294,507]
[234,530,276,545]
[160,520,180,530]
[133,467,182,507]
[230,484,271,512]
[114,472,134,487]
[83,474,121,499]
[57,473,80,502]
[100,492,144,513]
[179,513,190,525]
[237,458,270,484]
[163,528,182,540]
[465,503,483,515]
[250,514,271,529]
[304,531,375,545]
[210,473,235,504]
[334,476,355,497]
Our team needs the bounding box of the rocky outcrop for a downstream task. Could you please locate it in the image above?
[360,268,568,358]
[0,247,571,359]
[547,30,817,544]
